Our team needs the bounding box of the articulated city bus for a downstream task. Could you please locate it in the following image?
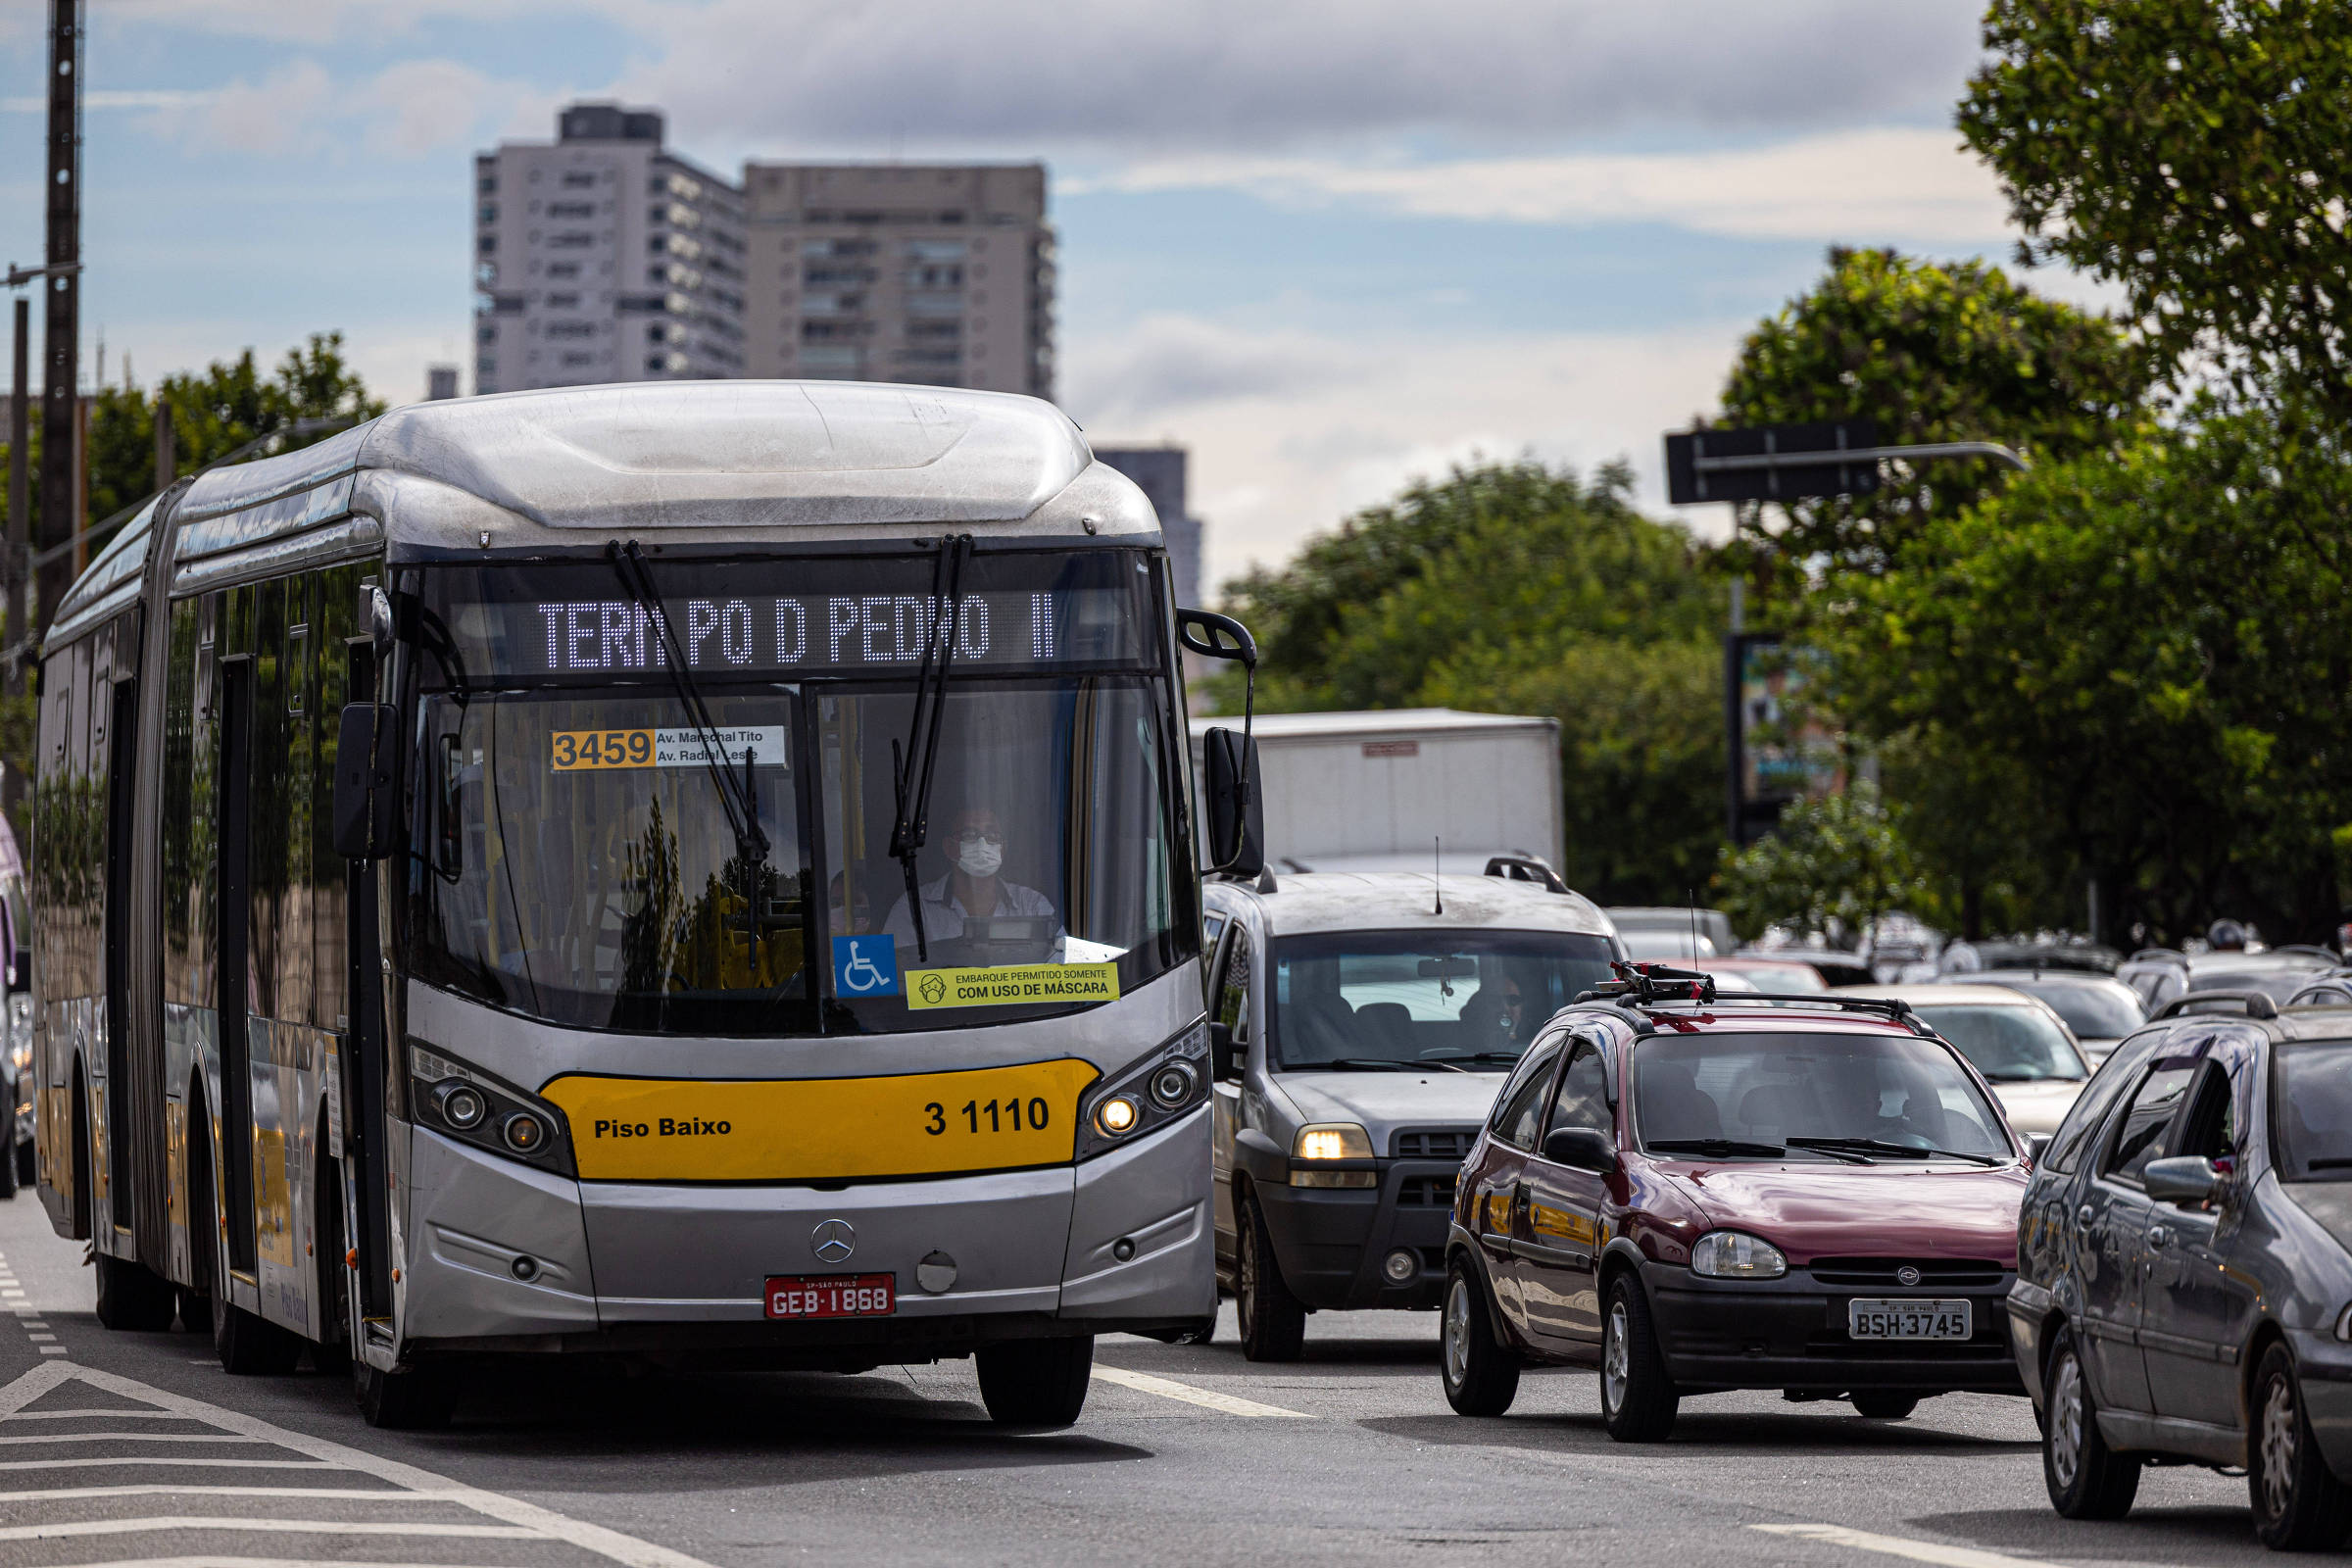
[32,382,1256,1427]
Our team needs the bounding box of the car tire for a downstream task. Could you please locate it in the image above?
[2041,1326,2139,1519]
[2250,1342,2352,1550]
[975,1335,1094,1428]
[93,1251,175,1331]
[1851,1392,1920,1420]
[1599,1273,1678,1443]
[212,1286,303,1376]
[1440,1258,1520,1417]
[1236,1191,1306,1363]
[355,1359,457,1430]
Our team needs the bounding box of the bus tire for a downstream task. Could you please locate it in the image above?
[213,1288,302,1375]
[14,1135,28,1191]
[93,1252,175,1331]
[355,1360,457,1430]
[0,1123,18,1200]
[974,1335,1093,1428]
[1237,1191,1305,1362]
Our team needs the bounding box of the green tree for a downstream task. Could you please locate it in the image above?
[1818,405,2352,945]
[1717,783,1931,944]
[1962,0,2352,424]
[1717,247,2150,578]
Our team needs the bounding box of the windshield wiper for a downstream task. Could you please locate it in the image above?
[886,534,972,964]
[606,539,766,869]
[1645,1138,1799,1159]
[1787,1136,2005,1166]
[1314,1057,1451,1073]
[1421,1051,1526,1066]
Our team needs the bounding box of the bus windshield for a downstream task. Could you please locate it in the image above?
[403,551,1191,1036]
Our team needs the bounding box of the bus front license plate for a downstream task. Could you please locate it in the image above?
[765,1274,896,1320]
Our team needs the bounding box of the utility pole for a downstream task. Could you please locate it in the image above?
[6,298,25,700]
[36,0,81,639]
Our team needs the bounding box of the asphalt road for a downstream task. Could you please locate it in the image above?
[0,1194,2269,1568]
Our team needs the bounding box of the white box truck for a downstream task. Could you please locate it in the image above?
[1190,708,1563,876]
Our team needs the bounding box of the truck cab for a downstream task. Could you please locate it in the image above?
[1200,868,1621,1359]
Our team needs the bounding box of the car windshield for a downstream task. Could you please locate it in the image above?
[1991,979,2145,1040]
[1635,1031,2011,1159]
[1266,930,1617,1069]
[405,553,1187,1035]
[2273,1043,2352,1181]
[1911,1004,2085,1081]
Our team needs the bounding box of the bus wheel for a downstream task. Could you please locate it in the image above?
[974,1335,1093,1428]
[0,1125,18,1200]
[94,1253,175,1331]
[14,1135,28,1191]
[355,1359,457,1430]
[213,1288,301,1375]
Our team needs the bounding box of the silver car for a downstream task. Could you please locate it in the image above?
[1201,869,1620,1359]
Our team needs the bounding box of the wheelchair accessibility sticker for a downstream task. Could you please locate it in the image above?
[832,935,900,998]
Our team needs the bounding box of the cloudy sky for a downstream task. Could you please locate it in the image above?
[0,1,2066,589]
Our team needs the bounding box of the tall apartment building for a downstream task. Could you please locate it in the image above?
[742,164,1054,399]
[473,104,747,395]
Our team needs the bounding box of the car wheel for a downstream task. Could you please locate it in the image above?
[1439,1258,1520,1417]
[2041,1327,2139,1519]
[1598,1273,1678,1443]
[1851,1392,1920,1420]
[2250,1342,2352,1550]
[1236,1191,1305,1362]
[355,1358,457,1430]
[975,1335,1093,1428]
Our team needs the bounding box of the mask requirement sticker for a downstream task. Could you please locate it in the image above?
[904,961,1121,1010]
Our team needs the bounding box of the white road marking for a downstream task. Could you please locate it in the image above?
[25,1561,521,1568]
[0,1485,436,1503]
[0,1458,342,1471]
[0,1362,720,1568]
[0,1431,269,1445]
[1752,1523,2071,1568]
[1089,1364,1313,1418]
[0,1516,543,1542]
[35,1347,64,1355]
[2,1409,202,1420]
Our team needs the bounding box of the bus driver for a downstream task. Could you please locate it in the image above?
[882,804,1063,957]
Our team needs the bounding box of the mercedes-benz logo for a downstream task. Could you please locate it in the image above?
[1895,1265,1923,1288]
[811,1218,857,1263]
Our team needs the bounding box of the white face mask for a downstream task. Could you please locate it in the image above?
[953,836,1004,878]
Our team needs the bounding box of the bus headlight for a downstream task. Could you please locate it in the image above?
[1076,1022,1211,1161]
[408,1039,574,1176]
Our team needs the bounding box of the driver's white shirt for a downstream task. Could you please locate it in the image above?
[882,874,1060,950]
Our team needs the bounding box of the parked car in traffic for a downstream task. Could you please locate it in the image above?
[2117,947,2341,1013]
[2009,992,2352,1548]
[1608,906,1736,961]
[1698,956,1829,994]
[1202,868,1622,1360]
[1835,982,2093,1139]
[1944,969,2147,1066]
[1439,965,2029,1441]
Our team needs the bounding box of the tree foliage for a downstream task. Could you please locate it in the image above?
[1962,0,2352,424]
[1719,246,2150,577]
[1717,783,1930,944]
[1214,460,1726,904]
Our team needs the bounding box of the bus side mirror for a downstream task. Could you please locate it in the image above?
[1201,726,1263,879]
[332,702,403,861]
[1208,1020,1241,1081]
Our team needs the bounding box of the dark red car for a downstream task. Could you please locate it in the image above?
[1440,965,2030,1440]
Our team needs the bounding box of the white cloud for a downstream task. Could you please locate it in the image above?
[1071,127,2012,247]
[91,0,643,47]
[173,60,333,157]
[353,59,556,156]
[1066,315,1749,592]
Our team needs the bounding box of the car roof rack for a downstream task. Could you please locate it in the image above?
[1483,856,1567,895]
[2154,990,2278,1021]
[1571,961,1936,1035]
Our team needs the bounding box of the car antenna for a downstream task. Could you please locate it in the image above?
[1433,836,1444,915]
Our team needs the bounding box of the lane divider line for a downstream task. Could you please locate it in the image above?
[1089,1365,1313,1418]
[20,1560,520,1568]
[0,1485,446,1503]
[1750,1523,2072,1568]
[0,1517,545,1543]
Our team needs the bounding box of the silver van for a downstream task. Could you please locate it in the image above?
[1200,868,1621,1359]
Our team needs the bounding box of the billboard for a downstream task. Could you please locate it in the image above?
[1727,632,1845,845]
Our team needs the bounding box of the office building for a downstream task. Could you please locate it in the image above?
[742,164,1054,398]
[473,104,747,395]
[1095,446,1202,609]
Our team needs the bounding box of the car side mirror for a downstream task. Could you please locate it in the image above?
[2027,1134,2052,1167]
[332,702,403,861]
[1542,1125,1618,1174]
[1208,1020,1241,1082]
[1201,726,1264,880]
[2142,1153,2223,1205]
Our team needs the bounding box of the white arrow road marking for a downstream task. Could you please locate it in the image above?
[1751,1522,2076,1568]
[1090,1364,1313,1417]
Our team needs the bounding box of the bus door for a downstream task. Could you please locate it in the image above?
[216,656,258,1276]
[102,674,137,1238]
[340,638,393,1320]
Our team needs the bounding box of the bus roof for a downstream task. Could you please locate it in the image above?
[50,381,1157,644]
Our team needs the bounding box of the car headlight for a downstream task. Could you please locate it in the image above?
[1075,1022,1211,1160]
[408,1039,575,1176]
[1291,1122,1377,1188]
[1690,1230,1788,1280]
